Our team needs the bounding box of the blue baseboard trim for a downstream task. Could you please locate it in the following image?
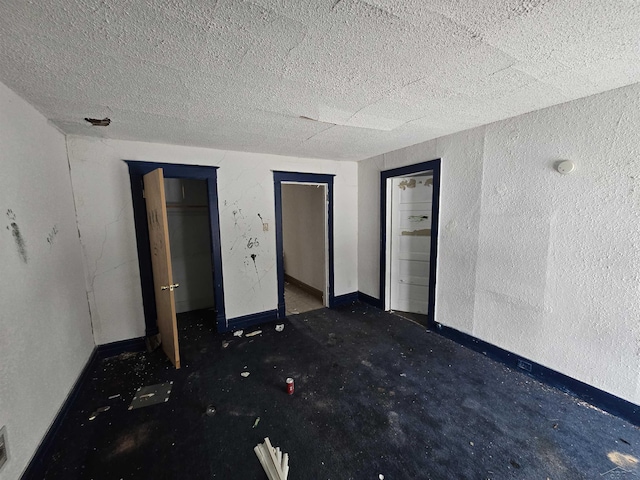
[355,298,640,426]
[223,309,278,333]
[96,337,146,359]
[435,323,640,426]
[331,292,359,307]
[22,337,147,479]
[21,347,100,479]
[358,291,383,309]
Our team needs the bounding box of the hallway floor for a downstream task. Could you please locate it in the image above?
[32,302,640,479]
[284,281,324,315]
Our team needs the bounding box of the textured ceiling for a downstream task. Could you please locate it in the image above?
[1,0,639,160]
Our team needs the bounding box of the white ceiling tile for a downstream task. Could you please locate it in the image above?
[1,0,639,160]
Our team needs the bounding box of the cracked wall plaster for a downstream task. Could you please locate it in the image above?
[358,82,640,405]
[1,0,639,160]
[65,136,358,345]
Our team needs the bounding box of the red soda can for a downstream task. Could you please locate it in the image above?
[286,377,294,395]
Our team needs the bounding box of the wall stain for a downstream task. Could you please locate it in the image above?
[6,209,27,263]
[47,225,59,247]
[257,213,266,229]
[232,209,244,227]
[250,253,260,285]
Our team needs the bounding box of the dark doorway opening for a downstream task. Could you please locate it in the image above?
[126,161,226,335]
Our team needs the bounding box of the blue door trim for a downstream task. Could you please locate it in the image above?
[380,159,441,326]
[125,161,227,333]
[273,172,335,318]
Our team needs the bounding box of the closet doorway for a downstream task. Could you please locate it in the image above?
[126,162,226,350]
[380,159,441,326]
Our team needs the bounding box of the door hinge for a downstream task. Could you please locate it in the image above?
[161,283,180,291]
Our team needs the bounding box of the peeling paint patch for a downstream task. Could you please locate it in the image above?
[46,225,59,247]
[6,209,27,263]
[401,229,431,237]
[397,179,416,190]
[408,215,429,223]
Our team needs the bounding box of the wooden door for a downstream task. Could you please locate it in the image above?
[143,168,180,369]
[390,174,433,314]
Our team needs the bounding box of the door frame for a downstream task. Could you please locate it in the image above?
[380,159,441,325]
[126,161,226,334]
[273,172,334,319]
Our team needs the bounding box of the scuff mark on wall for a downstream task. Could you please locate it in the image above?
[46,225,59,247]
[232,209,244,227]
[6,209,27,263]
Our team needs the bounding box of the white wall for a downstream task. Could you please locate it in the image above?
[66,136,358,344]
[0,82,94,479]
[359,82,640,405]
[282,184,326,292]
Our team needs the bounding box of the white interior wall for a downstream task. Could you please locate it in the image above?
[0,82,94,479]
[165,178,215,314]
[281,184,326,292]
[65,136,358,344]
[358,82,640,405]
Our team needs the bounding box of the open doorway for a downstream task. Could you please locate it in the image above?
[380,159,441,326]
[274,172,335,319]
[281,183,327,315]
[126,161,226,348]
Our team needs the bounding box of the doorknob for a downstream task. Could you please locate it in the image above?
[161,283,180,291]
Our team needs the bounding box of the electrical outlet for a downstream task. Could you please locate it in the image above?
[517,359,532,372]
[0,425,8,472]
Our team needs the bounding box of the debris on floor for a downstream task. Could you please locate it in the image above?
[145,333,161,352]
[222,340,231,348]
[233,330,244,337]
[205,404,217,416]
[241,372,250,378]
[128,382,173,410]
[275,324,285,332]
[108,394,120,400]
[88,406,110,421]
[253,417,260,428]
[254,437,289,480]
[246,330,262,337]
